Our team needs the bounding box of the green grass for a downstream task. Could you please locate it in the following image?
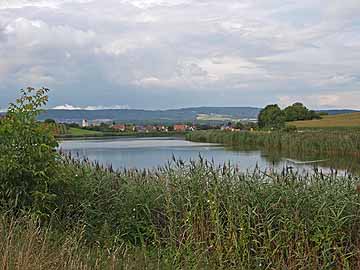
[0,215,164,270]
[67,127,103,136]
[58,128,186,139]
[290,112,360,128]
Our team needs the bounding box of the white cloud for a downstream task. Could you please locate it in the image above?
[4,17,96,49]
[0,0,359,108]
[122,0,191,9]
[95,36,155,55]
[278,91,360,109]
[197,56,263,81]
[0,0,60,9]
[16,66,55,85]
[0,0,94,10]
[52,104,130,110]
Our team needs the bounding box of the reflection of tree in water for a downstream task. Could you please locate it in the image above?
[226,145,360,175]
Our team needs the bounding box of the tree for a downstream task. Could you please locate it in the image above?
[235,121,245,130]
[284,103,320,121]
[44,118,56,124]
[0,87,59,213]
[309,110,321,120]
[258,104,285,129]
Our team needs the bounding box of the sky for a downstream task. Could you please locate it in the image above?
[0,0,359,110]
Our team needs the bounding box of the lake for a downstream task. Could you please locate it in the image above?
[59,137,346,173]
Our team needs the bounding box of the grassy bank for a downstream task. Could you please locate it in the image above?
[2,157,360,269]
[186,130,360,157]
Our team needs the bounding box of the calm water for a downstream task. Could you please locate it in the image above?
[59,137,342,173]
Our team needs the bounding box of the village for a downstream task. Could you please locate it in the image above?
[81,119,196,133]
[78,118,256,135]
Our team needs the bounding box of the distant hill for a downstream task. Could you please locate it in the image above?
[317,109,360,115]
[1,107,358,125]
[37,107,261,124]
[291,112,360,128]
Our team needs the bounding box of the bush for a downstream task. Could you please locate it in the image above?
[258,104,286,129]
[0,87,59,215]
[283,125,297,132]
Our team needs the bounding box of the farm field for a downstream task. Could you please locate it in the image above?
[196,113,241,121]
[67,127,103,136]
[290,112,360,128]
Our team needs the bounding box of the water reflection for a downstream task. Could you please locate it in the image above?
[59,137,359,174]
[227,145,360,175]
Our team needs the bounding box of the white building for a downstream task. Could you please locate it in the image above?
[82,119,89,127]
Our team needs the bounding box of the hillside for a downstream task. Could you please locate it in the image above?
[1,107,358,125]
[317,109,359,115]
[37,107,261,124]
[290,112,360,128]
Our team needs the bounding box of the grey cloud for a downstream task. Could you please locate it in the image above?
[0,0,359,109]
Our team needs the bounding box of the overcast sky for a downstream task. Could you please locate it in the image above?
[0,0,359,110]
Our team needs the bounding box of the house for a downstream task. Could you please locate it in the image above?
[136,125,146,133]
[157,125,168,132]
[174,124,188,132]
[127,125,136,132]
[221,125,231,131]
[91,119,113,127]
[82,119,89,128]
[112,124,126,132]
[145,125,157,132]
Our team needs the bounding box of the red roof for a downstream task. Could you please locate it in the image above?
[174,124,188,130]
[113,124,125,129]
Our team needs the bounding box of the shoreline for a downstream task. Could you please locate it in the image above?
[56,131,187,141]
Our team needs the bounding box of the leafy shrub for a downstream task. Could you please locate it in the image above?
[0,87,59,215]
[283,125,297,132]
[258,104,286,129]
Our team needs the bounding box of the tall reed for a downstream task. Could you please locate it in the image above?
[19,154,360,269]
[186,130,360,157]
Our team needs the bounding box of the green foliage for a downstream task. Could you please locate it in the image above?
[235,121,245,129]
[282,125,297,132]
[258,104,285,129]
[284,102,320,121]
[18,156,360,269]
[258,103,321,129]
[0,87,59,214]
[44,118,56,124]
[187,130,360,158]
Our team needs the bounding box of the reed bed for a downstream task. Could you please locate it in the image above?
[0,214,164,270]
[3,155,359,269]
[186,130,360,157]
